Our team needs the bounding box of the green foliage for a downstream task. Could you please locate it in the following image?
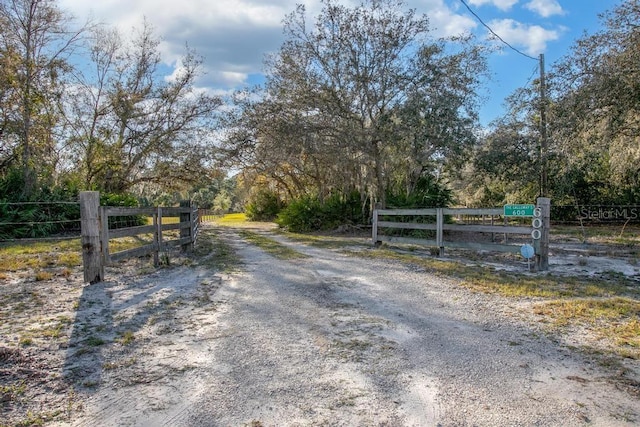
[0,169,81,239]
[276,192,367,232]
[386,175,453,208]
[100,192,145,229]
[0,167,146,239]
[465,0,640,208]
[275,197,322,232]
[191,187,216,209]
[245,189,283,221]
[212,190,232,214]
[100,193,139,207]
[381,175,453,238]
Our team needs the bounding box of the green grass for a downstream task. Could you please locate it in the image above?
[216,213,248,225]
[212,213,276,229]
[0,239,82,273]
[193,228,243,272]
[238,230,308,260]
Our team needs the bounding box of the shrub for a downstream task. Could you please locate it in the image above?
[383,175,454,239]
[276,191,368,232]
[276,197,323,232]
[245,189,283,221]
[0,169,81,239]
[386,175,453,208]
[100,192,146,229]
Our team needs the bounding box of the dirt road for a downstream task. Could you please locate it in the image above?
[59,226,639,426]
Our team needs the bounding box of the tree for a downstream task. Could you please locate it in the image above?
[463,0,640,207]
[0,0,86,198]
[63,21,223,194]
[0,43,21,172]
[549,0,640,204]
[226,0,487,210]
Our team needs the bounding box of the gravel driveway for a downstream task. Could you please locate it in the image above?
[63,226,639,426]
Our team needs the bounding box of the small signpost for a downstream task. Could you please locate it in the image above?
[504,204,535,217]
[520,243,535,271]
[505,203,547,271]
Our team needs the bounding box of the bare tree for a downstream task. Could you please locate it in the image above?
[64,21,223,194]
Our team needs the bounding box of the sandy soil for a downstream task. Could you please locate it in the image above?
[1,225,639,426]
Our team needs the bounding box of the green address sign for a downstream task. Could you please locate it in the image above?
[504,204,535,217]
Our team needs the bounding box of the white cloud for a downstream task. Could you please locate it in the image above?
[427,7,478,37]
[488,19,563,56]
[59,0,295,88]
[58,0,493,89]
[468,0,519,12]
[524,0,565,18]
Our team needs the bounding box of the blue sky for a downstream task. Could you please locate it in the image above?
[470,0,614,124]
[58,0,617,126]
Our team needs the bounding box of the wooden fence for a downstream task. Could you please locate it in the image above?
[373,198,550,270]
[80,191,199,283]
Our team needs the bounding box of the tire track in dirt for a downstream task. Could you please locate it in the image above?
[61,226,639,426]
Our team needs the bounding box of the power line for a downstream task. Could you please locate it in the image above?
[458,0,538,61]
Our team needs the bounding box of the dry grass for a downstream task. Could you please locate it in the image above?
[342,242,640,360]
[281,231,369,249]
[553,224,640,248]
[533,297,640,358]
[192,227,243,272]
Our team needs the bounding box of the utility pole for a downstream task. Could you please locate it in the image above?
[539,53,548,197]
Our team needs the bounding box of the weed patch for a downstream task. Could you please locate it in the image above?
[239,230,308,260]
[35,271,53,281]
[193,228,242,272]
[117,330,136,346]
[85,336,105,347]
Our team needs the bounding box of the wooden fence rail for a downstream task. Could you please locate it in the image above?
[80,191,198,283]
[372,198,550,270]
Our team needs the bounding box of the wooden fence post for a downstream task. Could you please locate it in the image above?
[436,208,444,256]
[100,206,110,266]
[536,197,551,271]
[154,207,161,267]
[372,203,381,246]
[180,200,192,252]
[191,204,198,244]
[372,207,378,245]
[80,191,104,284]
